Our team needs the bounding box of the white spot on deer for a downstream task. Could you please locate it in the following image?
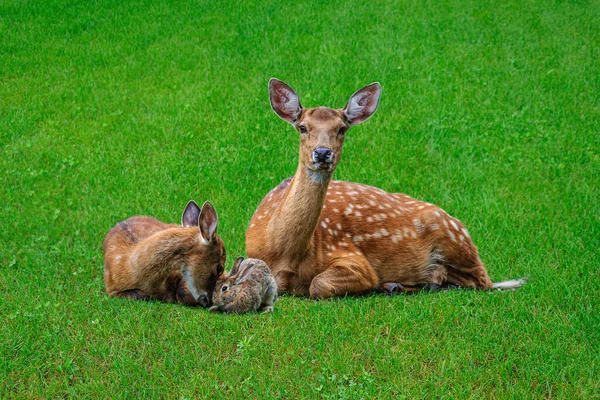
[384,203,391,209]
[328,198,337,203]
[378,205,385,210]
[333,208,340,213]
[365,233,372,240]
[250,223,255,228]
[348,191,359,196]
[115,255,122,262]
[325,218,330,223]
[257,215,263,220]
[411,231,417,239]
[459,235,465,242]
[335,191,342,195]
[346,233,352,238]
[379,213,388,219]
[406,201,415,205]
[372,232,382,239]
[331,244,337,251]
[321,221,327,229]
[443,219,449,227]
[336,223,342,230]
[344,207,353,216]
[449,219,459,230]
[417,205,425,210]
[353,235,363,242]
[339,241,348,247]
[380,228,389,236]
[354,211,362,217]
[403,227,410,235]
[462,227,470,238]
[434,211,441,217]
[369,200,376,206]
[447,230,456,242]
[430,223,439,231]
[367,216,373,223]
[328,229,334,235]
[413,218,425,233]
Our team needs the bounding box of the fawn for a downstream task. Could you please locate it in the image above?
[103,201,226,306]
[245,79,525,299]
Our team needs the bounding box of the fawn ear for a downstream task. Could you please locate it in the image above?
[269,78,302,124]
[342,82,382,126]
[181,200,201,227]
[230,256,244,276]
[235,261,256,284]
[198,201,218,243]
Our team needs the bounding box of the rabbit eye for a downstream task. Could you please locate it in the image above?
[221,286,228,292]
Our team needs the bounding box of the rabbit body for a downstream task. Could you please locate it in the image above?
[210,258,277,314]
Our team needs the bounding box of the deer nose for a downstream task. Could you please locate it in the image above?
[197,294,210,308]
[313,148,333,163]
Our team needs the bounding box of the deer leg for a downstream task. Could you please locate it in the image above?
[309,257,379,299]
[114,289,149,300]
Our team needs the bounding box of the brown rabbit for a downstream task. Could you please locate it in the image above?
[103,201,226,307]
[209,257,278,314]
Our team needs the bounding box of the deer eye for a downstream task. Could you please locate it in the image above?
[221,285,228,292]
[298,125,308,134]
[338,127,347,137]
[216,265,224,276]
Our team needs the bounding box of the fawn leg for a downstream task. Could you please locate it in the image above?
[309,255,379,299]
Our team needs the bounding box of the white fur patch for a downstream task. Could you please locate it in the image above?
[181,268,201,300]
[447,230,456,242]
[307,168,329,184]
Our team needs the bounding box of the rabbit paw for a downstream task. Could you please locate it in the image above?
[260,305,274,313]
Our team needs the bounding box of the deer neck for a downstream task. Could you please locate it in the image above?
[131,229,195,276]
[269,164,331,259]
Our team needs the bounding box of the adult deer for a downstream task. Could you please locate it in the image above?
[245,79,525,299]
[104,201,225,306]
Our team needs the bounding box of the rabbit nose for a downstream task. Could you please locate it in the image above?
[197,294,209,308]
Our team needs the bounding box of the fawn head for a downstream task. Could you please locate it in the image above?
[269,78,381,182]
[180,200,226,307]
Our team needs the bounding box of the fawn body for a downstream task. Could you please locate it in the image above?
[245,79,525,299]
[104,201,225,306]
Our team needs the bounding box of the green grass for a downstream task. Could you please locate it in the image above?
[1,0,599,397]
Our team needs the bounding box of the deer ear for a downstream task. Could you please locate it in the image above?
[181,200,201,227]
[235,262,256,284]
[269,78,302,124]
[229,256,245,276]
[198,201,218,243]
[342,82,382,126]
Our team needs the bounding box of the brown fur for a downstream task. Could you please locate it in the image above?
[103,203,226,306]
[245,79,509,299]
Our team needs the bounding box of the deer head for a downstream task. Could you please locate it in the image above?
[269,78,382,183]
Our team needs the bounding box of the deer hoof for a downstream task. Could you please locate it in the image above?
[426,283,441,292]
[381,282,404,295]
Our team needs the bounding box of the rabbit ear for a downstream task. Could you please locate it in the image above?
[235,262,256,285]
[229,256,244,276]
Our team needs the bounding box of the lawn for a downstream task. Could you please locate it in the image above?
[1,0,599,397]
